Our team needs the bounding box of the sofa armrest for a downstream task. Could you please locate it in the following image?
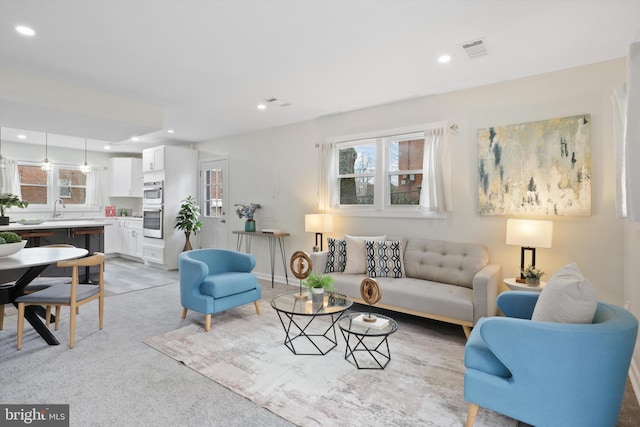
[471,263,501,323]
[310,251,328,274]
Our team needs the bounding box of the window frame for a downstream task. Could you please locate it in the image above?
[328,122,448,218]
[17,161,93,212]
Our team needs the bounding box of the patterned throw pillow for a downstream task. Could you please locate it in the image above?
[343,235,387,274]
[325,238,347,273]
[365,240,406,278]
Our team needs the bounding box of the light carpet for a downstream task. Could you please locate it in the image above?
[145,300,513,427]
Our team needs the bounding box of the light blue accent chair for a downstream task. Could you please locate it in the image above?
[464,291,638,427]
[179,249,262,332]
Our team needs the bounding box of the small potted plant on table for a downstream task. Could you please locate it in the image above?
[235,203,261,232]
[302,272,335,304]
[522,264,544,286]
[0,193,29,226]
[175,196,202,251]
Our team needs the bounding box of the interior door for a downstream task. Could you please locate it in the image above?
[198,159,228,249]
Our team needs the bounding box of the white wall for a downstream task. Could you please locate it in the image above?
[196,58,628,306]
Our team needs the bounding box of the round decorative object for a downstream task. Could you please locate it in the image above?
[360,278,382,305]
[0,240,28,257]
[290,251,312,280]
[360,277,382,323]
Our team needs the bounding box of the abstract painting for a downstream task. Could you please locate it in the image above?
[478,114,591,216]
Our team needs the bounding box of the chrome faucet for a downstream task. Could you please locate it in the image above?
[53,198,65,218]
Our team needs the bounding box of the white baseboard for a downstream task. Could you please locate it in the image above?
[253,272,297,288]
[630,358,640,407]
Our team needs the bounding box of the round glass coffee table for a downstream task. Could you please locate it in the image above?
[338,312,398,369]
[271,292,352,355]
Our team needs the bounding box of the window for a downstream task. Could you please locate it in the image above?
[203,168,224,218]
[18,162,89,208]
[324,122,450,217]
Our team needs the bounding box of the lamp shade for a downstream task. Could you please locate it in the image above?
[506,219,553,248]
[305,214,333,233]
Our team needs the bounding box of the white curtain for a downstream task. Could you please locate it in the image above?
[419,128,451,212]
[613,83,628,218]
[625,41,640,221]
[318,142,337,211]
[84,165,102,207]
[0,159,20,195]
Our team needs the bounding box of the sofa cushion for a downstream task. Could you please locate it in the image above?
[325,238,347,273]
[200,272,258,299]
[403,239,488,288]
[531,263,597,324]
[365,240,406,278]
[343,235,386,274]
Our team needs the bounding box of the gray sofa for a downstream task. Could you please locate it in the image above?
[310,238,501,338]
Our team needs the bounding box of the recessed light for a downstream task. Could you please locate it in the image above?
[17,134,26,139]
[438,55,451,63]
[167,129,175,134]
[104,145,111,150]
[15,25,36,37]
[257,104,266,110]
[131,137,139,142]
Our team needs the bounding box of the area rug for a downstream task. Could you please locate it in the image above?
[145,302,513,427]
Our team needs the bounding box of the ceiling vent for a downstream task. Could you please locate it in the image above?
[265,97,291,107]
[459,37,488,59]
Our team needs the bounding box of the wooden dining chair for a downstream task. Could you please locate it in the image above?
[0,244,77,331]
[16,252,105,349]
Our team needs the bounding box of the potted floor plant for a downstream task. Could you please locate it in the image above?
[175,196,202,251]
[302,272,335,303]
[0,193,28,226]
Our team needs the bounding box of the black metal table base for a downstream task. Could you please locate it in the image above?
[275,311,341,355]
[340,330,392,369]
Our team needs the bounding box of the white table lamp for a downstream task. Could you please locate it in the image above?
[305,214,333,252]
[506,219,553,280]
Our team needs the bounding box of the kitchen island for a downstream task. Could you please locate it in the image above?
[1,220,109,281]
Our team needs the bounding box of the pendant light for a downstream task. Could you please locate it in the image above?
[41,133,52,171]
[81,137,91,173]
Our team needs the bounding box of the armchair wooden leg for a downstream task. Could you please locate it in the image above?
[99,294,104,330]
[466,403,479,427]
[0,304,5,330]
[254,301,261,314]
[205,314,211,332]
[17,303,25,350]
[182,308,188,319]
[45,305,52,328]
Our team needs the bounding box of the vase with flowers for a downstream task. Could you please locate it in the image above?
[235,203,261,232]
[522,264,544,286]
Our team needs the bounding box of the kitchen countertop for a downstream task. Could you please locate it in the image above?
[0,220,111,232]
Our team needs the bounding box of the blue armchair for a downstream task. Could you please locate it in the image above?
[179,249,262,332]
[464,291,638,427]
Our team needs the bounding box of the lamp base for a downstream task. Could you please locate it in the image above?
[294,293,308,300]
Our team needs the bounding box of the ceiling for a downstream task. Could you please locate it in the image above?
[1,0,639,154]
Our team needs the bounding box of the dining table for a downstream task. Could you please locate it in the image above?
[0,246,89,345]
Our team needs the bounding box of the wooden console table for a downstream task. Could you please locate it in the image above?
[233,230,290,288]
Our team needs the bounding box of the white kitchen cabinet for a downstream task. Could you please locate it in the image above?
[124,220,143,258]
[103,219,120,254]
[110,157,143,197]
[142,147,165,172]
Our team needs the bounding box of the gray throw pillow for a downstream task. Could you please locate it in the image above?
[531,263,597,324]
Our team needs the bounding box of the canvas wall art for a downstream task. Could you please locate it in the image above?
[478,114,591,216]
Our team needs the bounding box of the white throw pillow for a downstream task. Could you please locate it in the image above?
[531,263,598,324]
[343,235,386,274]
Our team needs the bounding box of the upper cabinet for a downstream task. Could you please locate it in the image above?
[142,146,165,172]
[109,157,143,197]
